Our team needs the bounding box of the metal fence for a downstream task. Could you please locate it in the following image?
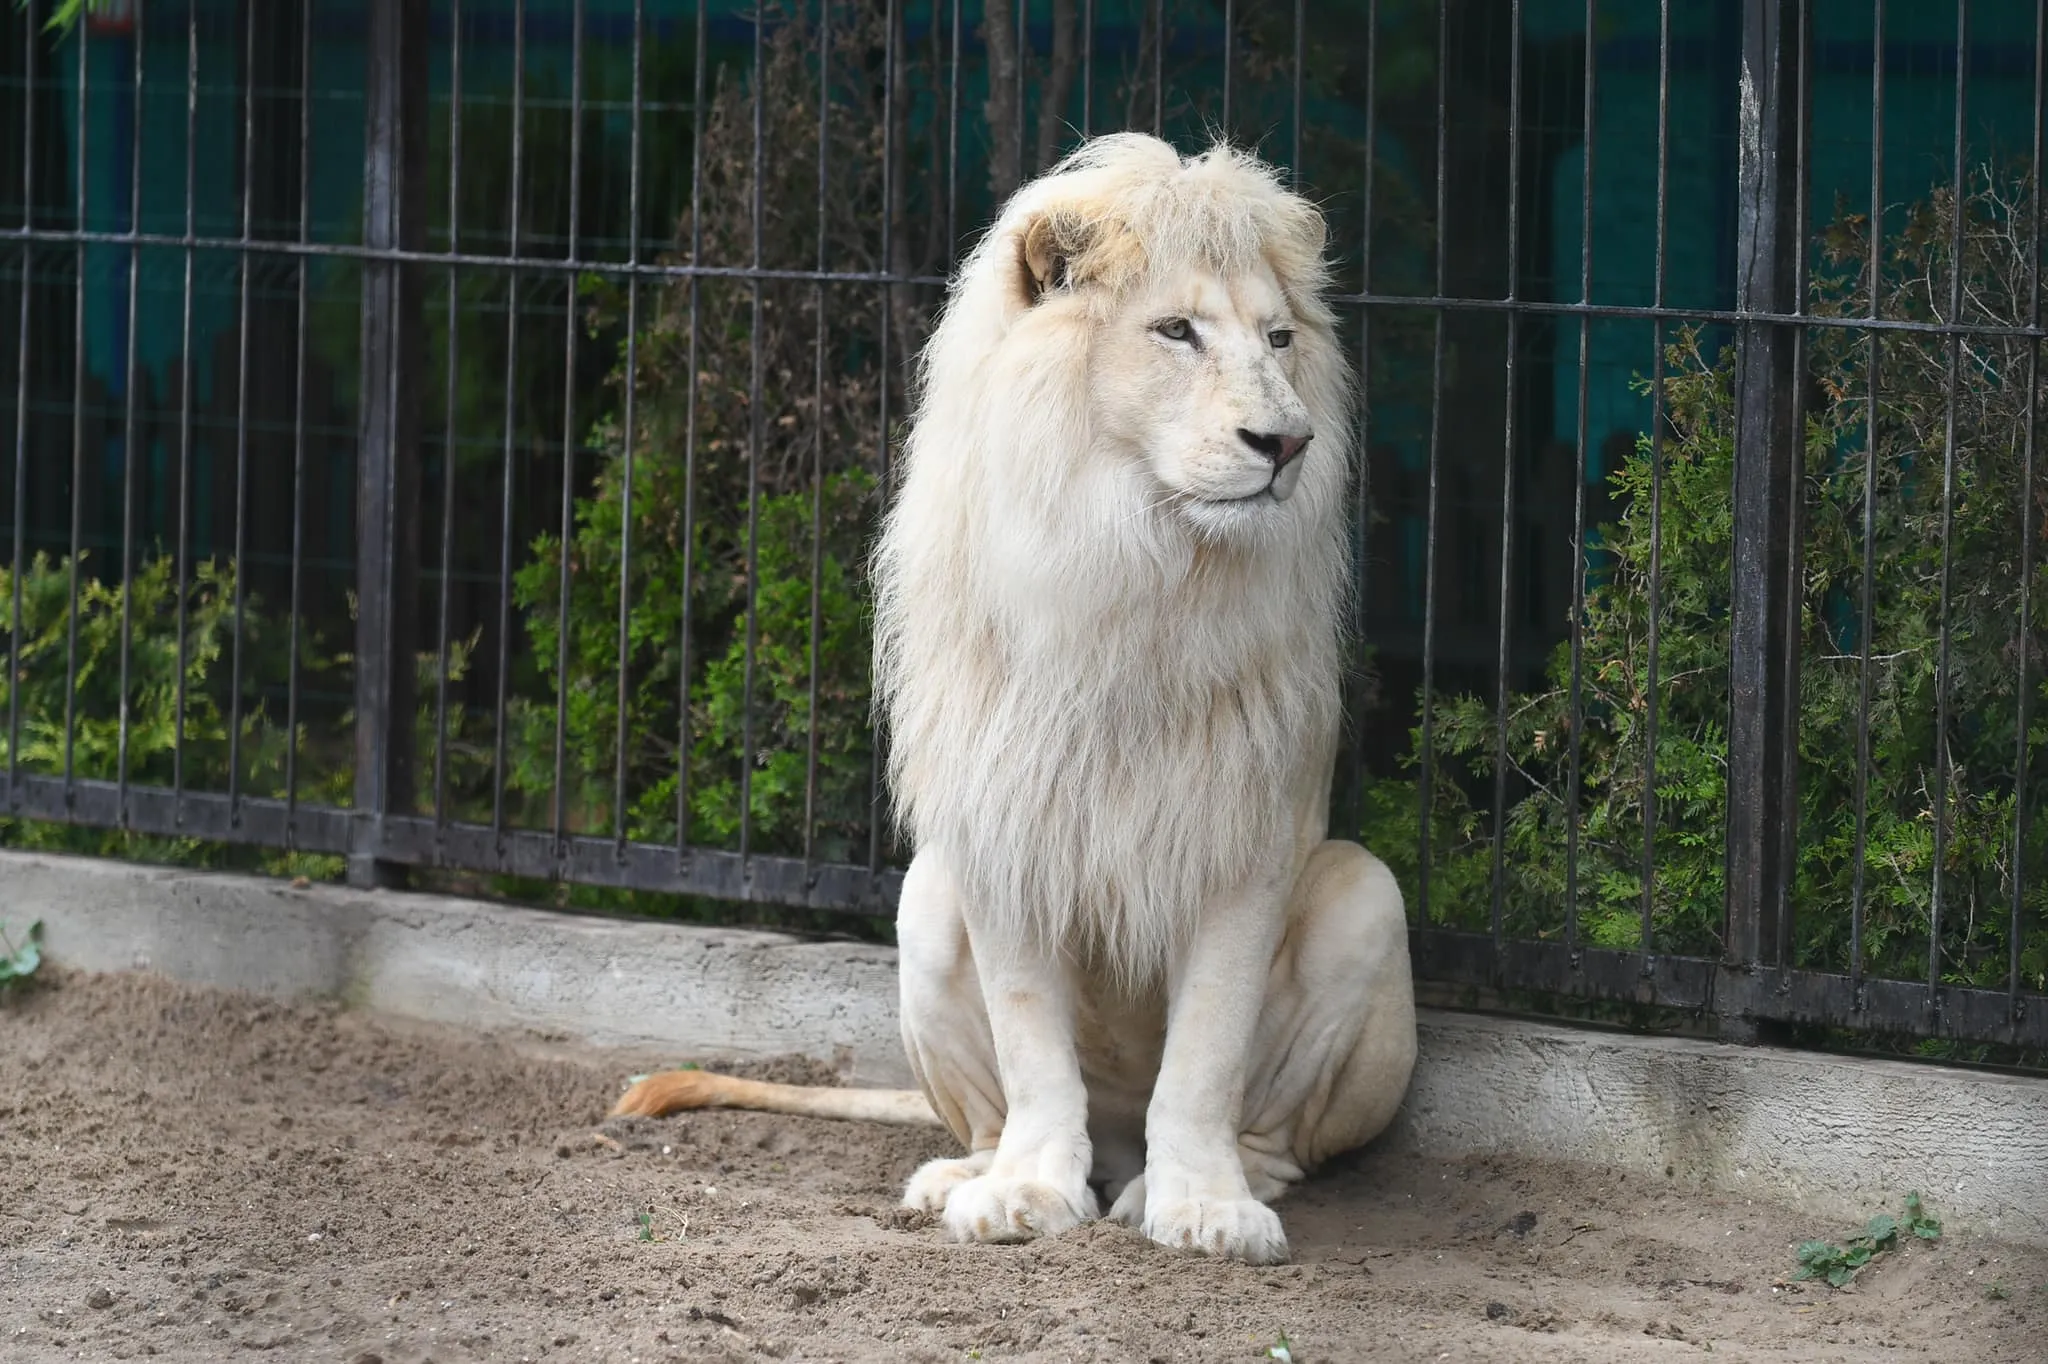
[2,0,2043,1054]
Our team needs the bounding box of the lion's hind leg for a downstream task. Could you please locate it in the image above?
[1241,840,1418,1191]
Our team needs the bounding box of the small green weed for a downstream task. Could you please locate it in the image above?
[0,919,42,993]
[1267,1331,1296,1362]
[636,1209,655,1242]
[1792,1191,1943,1287]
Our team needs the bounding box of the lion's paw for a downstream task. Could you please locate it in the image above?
[1105,1173,1146,1226]
[1143,1196,1290,1265]
[900,1152,994,1213]
[941,1174,1096,1245]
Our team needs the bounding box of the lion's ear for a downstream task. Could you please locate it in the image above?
[1019,211,1090,305]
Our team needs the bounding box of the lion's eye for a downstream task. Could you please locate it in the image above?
[1154,318,1193,342]
[1270,329,1295,350]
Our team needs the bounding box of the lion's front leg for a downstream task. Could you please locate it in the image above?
[934,931,1100,1244]
[1112,872,1292,1265]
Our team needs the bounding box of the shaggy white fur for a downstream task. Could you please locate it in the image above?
[871,132,1355,986]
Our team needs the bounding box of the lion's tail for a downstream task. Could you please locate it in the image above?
[609,1068,943,1127]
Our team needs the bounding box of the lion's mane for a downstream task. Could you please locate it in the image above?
[873,134,1356,983]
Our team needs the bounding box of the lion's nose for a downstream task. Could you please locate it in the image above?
[1237,428,1311,469]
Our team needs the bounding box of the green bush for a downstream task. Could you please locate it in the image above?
[0,551,342,878]
[1362,166,2048,994]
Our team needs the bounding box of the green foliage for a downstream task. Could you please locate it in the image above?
[1360,167,2048,991]
[501,2,895,867]
[0,919,41,993]
[1792,1191,1942,1288]
[0,552,327,872]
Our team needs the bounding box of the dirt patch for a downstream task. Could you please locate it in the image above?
[2,969,2043,1363]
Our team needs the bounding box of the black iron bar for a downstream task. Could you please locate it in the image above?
[2014,0,2046,1031]
[60,5,85,805]
[172,6,197,816]
[1417,0,1449,926]
[868,0,902,881]
[1489,0,1524,958]
[1291,0,1304,181]
[552,0,587,861]
[804,0,831,872]
[228,0,260,825]
[675,0,708,860]
[1778,0,1813,976]
[1850,0,1884,1003]
[433,0,465,830]
[1349,0,1377,831]
[1081,0,1093,138]
[491,0,526,844]
[7,0,31,809]
[1565,0,1598,959]
[286,0,315,839]
[1929,0,1969,1012]
[1640,0,1672,963]
[738,0,768,867]
[1222,0,1233,130]
[613,0,644,854]
[115,5,145,824]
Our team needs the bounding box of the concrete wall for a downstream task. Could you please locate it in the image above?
[7,848,2046,1247]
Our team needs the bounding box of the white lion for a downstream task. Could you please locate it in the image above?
[613,132,1417,1265]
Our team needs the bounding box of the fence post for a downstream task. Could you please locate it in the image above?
[1723,0,1804,1037]
[350,0,428,889]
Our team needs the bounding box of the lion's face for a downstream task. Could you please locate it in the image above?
[1088,259,1317,538]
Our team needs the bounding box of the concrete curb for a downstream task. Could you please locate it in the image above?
[8,847,2047,1247]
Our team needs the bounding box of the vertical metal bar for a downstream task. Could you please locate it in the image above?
[1080,0,1093,138]
[286,0,313,836]
[432,0,463,829]
[1850,0,1884,1000]
[1929,0,1969,1006]
[948,0,961,258]
[2013,0,2045,1030]
[1349,0,1378,828]
[7,0,33,806]
[351,0,428,887]
[1724,0,1804,1008]
[803,0,831,870]
[491,0,525,845]
[60,0,85,804]
[676,0,706,857]
[1222,0,1233,131]
[172,4,195,814]
[1778,0,1812,974]
[739,0,768,864]
[1014,0,1026,185]
[1489,0,1523,955]
[552,0,586,858]
[115,4,145,823]
[1151,0,1164,136]
[1640,0,1672,959]
[868,0,899,878]
[1290,0,1303,181]
[1564,0,1598,958]
[613,0,644,852]
[228,0,258,822]
[1417,0,1449,924]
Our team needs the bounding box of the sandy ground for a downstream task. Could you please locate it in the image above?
[2,969,2044,1364]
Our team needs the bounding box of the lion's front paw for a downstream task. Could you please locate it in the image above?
[1143,1196,1290,1264]
[901,1151,994,1213]
[941,1174,1096,1245]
